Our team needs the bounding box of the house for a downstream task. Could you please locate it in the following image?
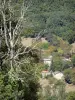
[43,56,53,67]
[41,70,51,78]
[52,71,64,80]
[62,57,71,62]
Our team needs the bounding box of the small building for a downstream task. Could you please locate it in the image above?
[41,70,51,78]
[62,57,71,62]
[43,56,53,67]
[52,71,64,80]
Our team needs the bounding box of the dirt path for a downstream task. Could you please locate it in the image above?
[39,78,49,88]
[39,78,75,93]
[65,84,75,93]
[39,78,49,96]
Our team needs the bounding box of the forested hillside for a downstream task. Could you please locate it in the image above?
[24,0,75,44]
[0,0,75,100]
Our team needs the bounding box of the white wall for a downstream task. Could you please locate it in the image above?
[44,60,52,66]
[53,72,64,80]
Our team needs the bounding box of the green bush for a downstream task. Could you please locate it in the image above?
[41,43,49,50]
[66,92,75,100]
[72,55,75,67]
[52,57,63,71]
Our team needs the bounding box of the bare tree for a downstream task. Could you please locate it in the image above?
[0,0,29,80]
[0,0,43,81]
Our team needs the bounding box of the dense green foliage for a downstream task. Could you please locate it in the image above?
[41,43,49,50]
[52,56,63,71]
[0,0,40,99]
[66,92,75,100]
[0,0,75,100]
[24,0,75,44]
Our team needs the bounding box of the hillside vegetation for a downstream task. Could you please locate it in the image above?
[0,0,75,100]
[23,0,75,44]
